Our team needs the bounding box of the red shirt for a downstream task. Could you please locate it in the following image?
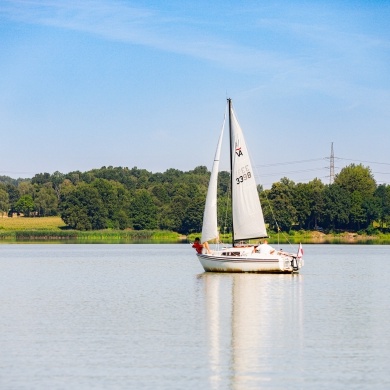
[192,242,203,254]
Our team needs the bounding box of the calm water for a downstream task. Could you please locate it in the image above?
[0,244,389,390]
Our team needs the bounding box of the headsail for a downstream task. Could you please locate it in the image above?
[201,110,226,243]
[230,103,267,241]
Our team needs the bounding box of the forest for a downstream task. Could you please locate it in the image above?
[1,163,390,235]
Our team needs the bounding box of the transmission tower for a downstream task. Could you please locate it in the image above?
[330,142,335,184]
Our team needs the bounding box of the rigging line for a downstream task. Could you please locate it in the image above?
[334,157,390,166]
[258,188,296,251]
[256,158,326,168]
[249,146,297,252]
[221,189,230,241]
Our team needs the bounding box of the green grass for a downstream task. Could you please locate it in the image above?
[0,229,183,242]
[0,217,183,242]
[0,216,65,230]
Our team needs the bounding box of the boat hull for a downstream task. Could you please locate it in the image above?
[197,251,302,274]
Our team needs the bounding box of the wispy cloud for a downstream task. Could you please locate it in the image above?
[0,0,296,73]
[2,0,389,104]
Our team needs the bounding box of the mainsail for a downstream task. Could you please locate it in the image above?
[230,104,267,241]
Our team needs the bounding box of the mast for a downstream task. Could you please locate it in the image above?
[228,98,235,246]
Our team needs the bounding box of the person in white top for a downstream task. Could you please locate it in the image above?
[256,240,275,254]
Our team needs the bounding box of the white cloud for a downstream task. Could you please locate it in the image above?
[0,0,296,73]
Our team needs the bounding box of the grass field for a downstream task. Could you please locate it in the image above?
[0,216,183,242]
[0,216,66,230]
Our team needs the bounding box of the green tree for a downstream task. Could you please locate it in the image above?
[18,181,35,197]
[150,184,170,205]
[374,184,390,229]
[66,171,81,185]
[349,191,366,230]
[334,164,376,199]
[334,164,377,231]
[35,184,58,216]
[322,184,351,230]
[218,171,231,196]
[0,189,10,217]
[158,204,179,231]
[363,196,381,232]
[162,168,184,184]
[91,178,131,229]
[5,184,20,214]
[180,196,204,234]
[31,172,51,185]
[51,171,66,200]
[190,165,209,175]
[60,183,108,230]
[266,178,297,231]
[130,190,157,230]
[15,195,35,216]
[308,178,326,229]
[293,183,312,229]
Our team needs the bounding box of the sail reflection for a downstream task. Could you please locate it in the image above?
[198,273,304,390]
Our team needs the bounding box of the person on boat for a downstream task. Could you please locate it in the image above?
[256,240,275,255]
[192,237,211,254]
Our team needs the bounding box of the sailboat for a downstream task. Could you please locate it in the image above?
[195,99,304,273]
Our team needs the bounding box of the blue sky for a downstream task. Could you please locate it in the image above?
[1,0,389,187]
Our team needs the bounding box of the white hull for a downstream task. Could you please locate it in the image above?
[197,248,303,273]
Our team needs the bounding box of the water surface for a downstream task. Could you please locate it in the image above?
[0,244,389,389]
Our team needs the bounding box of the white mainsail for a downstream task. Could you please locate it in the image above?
[230,105,267,241]
[201,112,226,243]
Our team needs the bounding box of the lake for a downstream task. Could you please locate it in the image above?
[0,244,389,389]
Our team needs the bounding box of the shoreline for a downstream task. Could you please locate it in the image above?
[1,215,389,244]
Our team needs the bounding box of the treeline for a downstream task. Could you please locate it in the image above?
[0,164,389,234]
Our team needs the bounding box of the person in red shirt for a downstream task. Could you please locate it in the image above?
[192,237,211,254]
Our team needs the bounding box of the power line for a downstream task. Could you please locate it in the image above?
[256,158,326,168]
[372,171,390,175]
[255,148,390,187]
[256,155,390,170]
[256,167,328,178]
[334,157,390,166]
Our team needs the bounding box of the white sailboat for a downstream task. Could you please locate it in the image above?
[195,98,304,273]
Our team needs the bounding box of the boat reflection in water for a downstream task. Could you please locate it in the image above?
[197,273,304,390]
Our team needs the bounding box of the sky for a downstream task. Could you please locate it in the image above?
[1,0,390,188]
